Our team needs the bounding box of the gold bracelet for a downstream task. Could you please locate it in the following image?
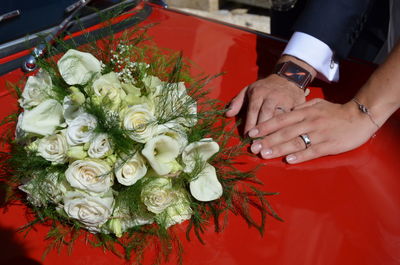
[352,98,380,129]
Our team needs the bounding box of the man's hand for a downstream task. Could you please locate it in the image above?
[226,56,317,135]
[225,74,306,133]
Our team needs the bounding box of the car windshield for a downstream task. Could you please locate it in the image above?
[0,0,138,45]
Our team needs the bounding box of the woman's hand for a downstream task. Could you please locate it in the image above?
[248,98,380,164]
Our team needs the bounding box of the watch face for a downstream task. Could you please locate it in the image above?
[282,62,308,83]
[276,61,311,89]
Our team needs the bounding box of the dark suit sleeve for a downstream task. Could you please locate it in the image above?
[293,0,375,58]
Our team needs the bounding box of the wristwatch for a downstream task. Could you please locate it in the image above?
[273,61,312,90]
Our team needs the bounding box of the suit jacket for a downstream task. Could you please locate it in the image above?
[272,0,389,61]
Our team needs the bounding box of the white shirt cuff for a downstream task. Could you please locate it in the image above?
[283,32,339,82]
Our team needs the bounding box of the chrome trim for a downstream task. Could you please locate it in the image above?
[22,0,93,72]
[65,0,90,13]
[148,0,168,8]
[0,10,21,23]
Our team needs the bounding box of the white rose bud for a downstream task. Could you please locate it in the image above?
[115,153,147,186]
[141,135,180,176]
[121,104,156,143]
[19,69,52,109]
[182,138,219,173]
[141,178,175,214]
[37,133,68,164]
[63,191,114,231]
[65,159,113,194]
[88,133,112,159]
[66,113,97,145]
[20,99,64,136]
[57,49,101,86]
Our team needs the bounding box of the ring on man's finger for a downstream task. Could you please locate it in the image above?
[275,106,287,113]
[299,133,311,148]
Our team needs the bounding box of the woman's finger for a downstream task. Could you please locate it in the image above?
[259,131,321,159]
[285,142,331,164]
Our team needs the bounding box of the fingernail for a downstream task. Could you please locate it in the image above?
[248,128,259,137]
[286,154,297,163]
[261,148,272,158]
[251,142,262,154]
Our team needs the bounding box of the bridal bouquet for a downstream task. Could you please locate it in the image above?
[1,29,279,264]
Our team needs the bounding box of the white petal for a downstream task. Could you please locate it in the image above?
[182,138,219,173]
[190,164,223,202]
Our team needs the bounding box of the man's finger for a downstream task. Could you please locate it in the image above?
[244,97,264,133]
[256,101,276,124]
[225,86,248,117]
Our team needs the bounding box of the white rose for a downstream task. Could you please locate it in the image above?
[92,72,125,107]
[19,69,52,109]
[182,138,219,173]
[156,82,197,127]
[66,113,97,145]
[63,191,114,231]
[190,163,223,202]
[141,178,175,214]
[37,132,68,164]
[88,133,112,159]
[20,99,64,136]
[19,173,68,206]
[141,135,180,176]
[65,159,113,194]
[157,190,192,228]
[121,104,156,143]
[115,153,147,186]
[63,96,84,125]
[57,49,101,85]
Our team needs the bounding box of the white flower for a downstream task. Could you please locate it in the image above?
[154,122,188,154]
[15,112,26,140]
[88,133,112,159]
[109,206,153,237]
[115,153,147,186]
[141,135,180,176]
[63,96,84,125]
[141,178,175,214]
[65,159,113,194]
[189,163,223,202]
[19,173,68,206]
[63,191,114,231]
[20,99,64,136]
[121,104,156,143]
[37,132,68,164]
[157,190,192,228]
[57,49,101,85]
[92,72,125,107]
[182,138,219,173]
[66,113,97,145]
[19,69,52,109]
[143,75,163,95]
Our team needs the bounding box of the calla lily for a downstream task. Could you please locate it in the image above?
[142,135,180,175]
[189,163,223,202]
[20,99,64,136]
[182,138,219,173]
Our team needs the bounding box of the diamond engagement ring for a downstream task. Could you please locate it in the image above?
[299,134,311,148]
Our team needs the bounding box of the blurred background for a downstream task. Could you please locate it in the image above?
[165,0,271,33]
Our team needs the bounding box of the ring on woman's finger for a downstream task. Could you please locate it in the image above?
[299,133,311,148]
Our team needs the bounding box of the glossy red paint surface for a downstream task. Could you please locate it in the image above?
[1,3,400,265]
